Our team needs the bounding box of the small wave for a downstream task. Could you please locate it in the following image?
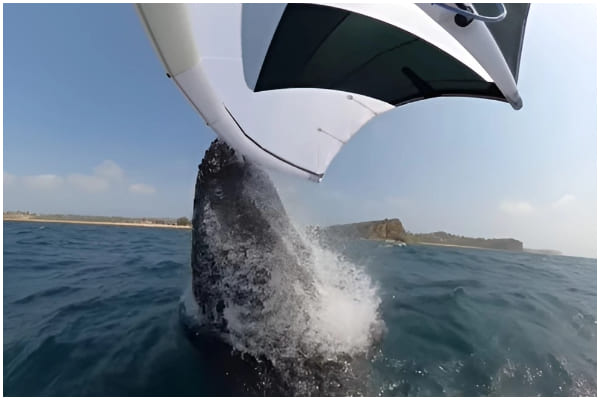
[63,265,111,279]
[13,286,82,305]
[124,256,144,266]
[144,260,184,272]
[16,239,52,246]
[490,355,597,396]
[411,278,484,290]
[54,259,81,267]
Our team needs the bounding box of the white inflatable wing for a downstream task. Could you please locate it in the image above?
[137,3,529,181]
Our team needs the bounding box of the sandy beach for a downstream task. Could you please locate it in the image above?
[3,217,191,230]
[417,242,485,249]
[417,242,514,251]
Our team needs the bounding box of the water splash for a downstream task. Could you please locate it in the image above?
[182,139,385,394]
[182,202,384,394]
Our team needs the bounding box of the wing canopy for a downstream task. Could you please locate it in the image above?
[138,3,529,181]
[253,4,505,106]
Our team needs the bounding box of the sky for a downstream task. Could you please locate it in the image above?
[2,4,597,258]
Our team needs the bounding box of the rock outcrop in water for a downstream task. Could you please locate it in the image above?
[186,139,383,395]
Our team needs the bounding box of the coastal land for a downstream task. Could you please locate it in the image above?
[4,212,561,255]
[318,218,561,255]
[3,212,191,230]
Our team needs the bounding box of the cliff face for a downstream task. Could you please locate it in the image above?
[323,218,408,243]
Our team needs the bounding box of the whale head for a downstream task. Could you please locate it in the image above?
[187,139,384,395]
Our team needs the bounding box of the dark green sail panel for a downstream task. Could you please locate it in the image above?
[255,4,505,106]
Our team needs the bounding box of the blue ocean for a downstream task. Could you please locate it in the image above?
[3,221,596,396]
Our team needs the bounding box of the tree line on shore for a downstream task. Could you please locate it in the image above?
[4,211,192,226]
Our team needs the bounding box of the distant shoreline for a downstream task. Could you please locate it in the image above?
[415,242,496,251]
[359,238,518,252]
[415,241,570,256]
[3,217,191,230]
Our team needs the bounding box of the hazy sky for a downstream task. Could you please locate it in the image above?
[3,4,597,258]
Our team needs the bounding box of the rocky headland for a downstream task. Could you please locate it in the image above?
[318,219,525,252]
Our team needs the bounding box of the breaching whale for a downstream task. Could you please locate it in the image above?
[191,139,315,338]
[185,139,383,395]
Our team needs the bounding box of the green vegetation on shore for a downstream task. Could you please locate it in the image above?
[405,231,523,251]
[3,211,191,227]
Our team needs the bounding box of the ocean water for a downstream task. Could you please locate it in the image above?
[3,221,597,396]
